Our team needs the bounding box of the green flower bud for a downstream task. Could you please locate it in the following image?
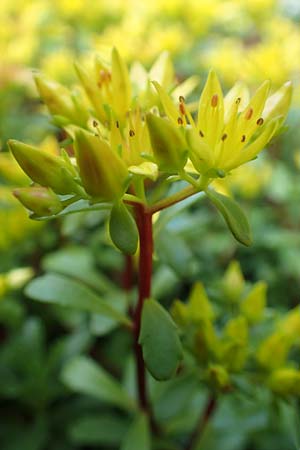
[220,316,248,372]
[170,299,188,327]
[207,364,230,391]
[74,129,128,201]
[241,281,267,323]
[35,74,77,123]
[257,332,290,370]
[13,187,63,217]
[8,140,77,195]
[222,261,245,303]
[194,321,219,364]
[187,282,214,323]
[74,62,107,122]
[146,113,188,172]
[262,81,292,124]
[268,368,300,396]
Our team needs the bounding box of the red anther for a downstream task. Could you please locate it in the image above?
[211,94,218,107]
[257,117,264,125]
[179,103,186,115]
[245,108,253,120]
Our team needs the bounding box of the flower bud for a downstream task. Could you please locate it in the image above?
[262,81,292,124]
[8,140,78,195]
[206,364,230,390]
[222,261,245,303]
[74,129,128,201]
[241,281,267,323]
[146,113,188,172]
[268,368,300,396]
[74,62,107,122]
[34,74,77,123]
[257,332,290,369]
[13,187,63,217]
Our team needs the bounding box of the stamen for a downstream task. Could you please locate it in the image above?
[92,120,98,127]
[211,94,218,107]
[199,130,204,137]
[241,135,246,143]
[179,102,186,115]
[179,95,185,103]
[245,108,253,120]
[116,120,119,128]
[257,117,264,126]
[177,117,183,125]
[129,130,135,137]
[221,133,228,141]
[235,97,241,104]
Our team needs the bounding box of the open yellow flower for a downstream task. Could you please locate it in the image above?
[154,70,292,178]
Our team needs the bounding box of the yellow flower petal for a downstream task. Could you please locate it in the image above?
[197,70,224,149]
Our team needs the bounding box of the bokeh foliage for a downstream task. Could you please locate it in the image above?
[1,0,300,449]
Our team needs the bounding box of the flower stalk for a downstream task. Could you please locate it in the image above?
[133,204,153,412]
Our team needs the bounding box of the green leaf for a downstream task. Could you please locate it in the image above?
[68,413,130,446]
[205,189,252,246]
[25,273,130,326]
[61,356,135,411]
[120,413,151,450]
[139,298,183,381]
[109,201,139,255]
[42,246,114,293]
[156,231,193,276]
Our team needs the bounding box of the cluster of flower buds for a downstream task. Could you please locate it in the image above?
[171,261,300,398]
[8,48,292,247]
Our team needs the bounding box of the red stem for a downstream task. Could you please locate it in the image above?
[122,255,134,292]
[185,396,217,450]
[133,204,153,412]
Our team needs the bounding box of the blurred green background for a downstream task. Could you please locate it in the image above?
[1,1,300,449]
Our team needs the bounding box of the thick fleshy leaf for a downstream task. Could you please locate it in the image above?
[61,356,134,410]
[69,413,129,447]
[109,202,139,255]
[139,298,183,381]
[120,413,151,450]
[206,189,252,246]
[25,273,130,326]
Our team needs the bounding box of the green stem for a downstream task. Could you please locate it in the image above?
[148,185,197,214]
